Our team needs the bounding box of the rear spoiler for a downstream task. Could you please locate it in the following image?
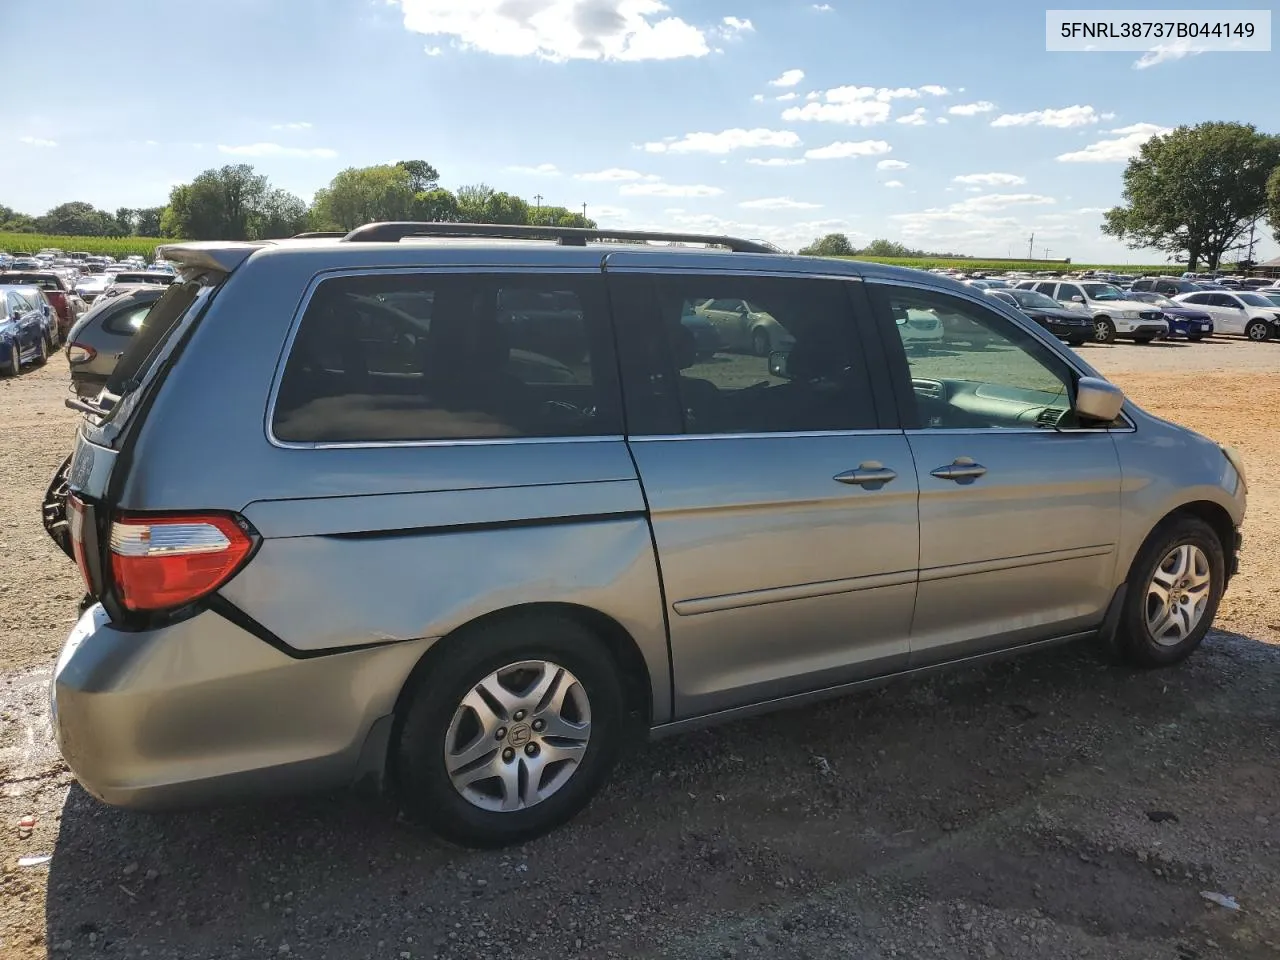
[153,241,271,276]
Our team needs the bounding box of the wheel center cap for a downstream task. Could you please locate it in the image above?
[508,723,532,748]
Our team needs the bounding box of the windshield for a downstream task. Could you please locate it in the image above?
[1008,290,1061,310]
[1261,293,1280,306]
[1080,283,1126,301]
[1134,292,1178,308]
[1238,293,1274,307]
[1,274,59,291]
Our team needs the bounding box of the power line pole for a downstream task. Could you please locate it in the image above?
[582,202,588,221]
[1027,232,1035,260]
[534,194,543,212]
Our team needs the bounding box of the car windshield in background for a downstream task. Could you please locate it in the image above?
[1009,290,1061,310]
[1,274,60,291]
[1080,283,1125,301]
[1237,293,1274,307]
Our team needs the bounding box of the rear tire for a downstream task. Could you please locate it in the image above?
[1117,516,1225,668]
[394,614,626,848]
[1245,319,1271,342]
[1093,318,1116,344]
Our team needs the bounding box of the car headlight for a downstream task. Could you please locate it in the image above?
[1221,444,1247,495]
[1116,310,1138,319]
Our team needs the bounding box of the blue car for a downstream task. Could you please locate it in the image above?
[1128,291,1214,340]
[0,285,52,374]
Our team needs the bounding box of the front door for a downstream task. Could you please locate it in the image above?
[609,269,919,718]
[869,283,1123,665]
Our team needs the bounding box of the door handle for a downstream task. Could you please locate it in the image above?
[834,461,898,488]
[930,457,987,483]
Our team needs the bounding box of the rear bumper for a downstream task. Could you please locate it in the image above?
[51,604,430,809]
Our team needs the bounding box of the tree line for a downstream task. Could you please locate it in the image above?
[798,236,965,259]
[2,159,596,243]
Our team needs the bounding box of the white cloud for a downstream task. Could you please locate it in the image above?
[721,15,753,33]
[948,100,995,116]
[628,209,861,252]
[1134,38,1199,69]
[1056,122,1171,162]
[876,159,909,170]
[883,180,904,188]
[643,128,801,154]
[919,84,949,96]
[620,182,724,197]
[217,142,338,158]
[769,69,806,87]
[18,136,57,147]
[991,105,1100,128]
[271,121,313,131]
[935,117,949,124]
[948,193,1056,212]
[752,93,765,102]
[589,205,630,219]
[953,172,1027,186]
[896,107,928,126]
[747,157,807,166]
[776,92,798,102]
[391,0,712,62]
[812,3,833,10]
[804,139,892,160]
[576,167,661,182]
[785,100,890,126]
[508,163,561,176]
[1101,111,1116,120]
[424,45,443,56]
[805,90,820,100]
[739,197,823,210]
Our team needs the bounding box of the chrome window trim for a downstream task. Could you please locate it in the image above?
[264,265,609,452]
[628,428,897,442]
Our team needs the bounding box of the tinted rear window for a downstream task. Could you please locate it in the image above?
[105,281,206,393]
[271,273,621,444]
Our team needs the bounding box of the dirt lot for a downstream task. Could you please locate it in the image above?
[2,339,1279,960]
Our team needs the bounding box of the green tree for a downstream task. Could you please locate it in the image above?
[134,207,165,237]
[528,205,594,228]
[254,189,310,238]
[411,188,460,222]
[799,233,855,257]
[315,165,415,230]
[396,160,441,193]
[161,165,269,240]
[858,238,920,258]
[0,204,38,232]
[455,183,496,223]
[1102,122,1280,271]
[36,201,114,236]
[114,207,136,236]
[484,191,530,225]
[1267,166,1280,244]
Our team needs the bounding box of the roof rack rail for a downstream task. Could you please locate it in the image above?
[290,231,348,239]
[340,221,778,254]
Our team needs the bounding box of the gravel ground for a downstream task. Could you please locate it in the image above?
[2,339,1279,960]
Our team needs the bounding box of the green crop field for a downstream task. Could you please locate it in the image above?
[0,232,175,259]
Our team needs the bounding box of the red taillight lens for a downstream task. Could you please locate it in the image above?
[68,495,92,592]
[66,343,97,364]
[46,291,67,311]
[109,514,254,611]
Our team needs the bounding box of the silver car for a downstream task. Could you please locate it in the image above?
[46,223,1246,847]
[64,285,164,397]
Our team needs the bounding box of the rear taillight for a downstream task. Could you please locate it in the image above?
[66,343,96,365]
[68,495,92,591]
[109,514,254,611]
[46,291,67,311]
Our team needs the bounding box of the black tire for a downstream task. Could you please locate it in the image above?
[751,328,770,357]
[2,343,19,376]
[394,614,626,848]
[1067,337,1089,347]
[1187,335,1203,342]
[1093,318,1116,344]
[1245,319,1271,342]
[1117,516,1225,668]
[34,336,48,366]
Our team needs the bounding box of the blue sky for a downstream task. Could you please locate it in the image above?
[4,0,1277,262]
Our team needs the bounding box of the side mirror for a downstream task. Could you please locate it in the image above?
[768,350,791,379]
[1071,296,1085,303]
[1074,376,1125,423]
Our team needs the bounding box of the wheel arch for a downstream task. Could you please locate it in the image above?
[1138,500,1237,583]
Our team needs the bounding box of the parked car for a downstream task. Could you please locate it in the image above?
[0,286,52,373]
[1239,278,1273,290]
[45,223,1246,848]
[987,289,1095,346]
[101,271,176,297]
[0,270,87,339]
[75,274,111,303]
[1172,290,1280,342]
[64,286,165,397]
[690,297,795,355]
[893,305,945,348]
[1125,292,1214,341]
[1014,279,1167,344]
[677,309,721,361]
[1129,277,1202,297]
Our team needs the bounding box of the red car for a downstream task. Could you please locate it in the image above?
[0,270,87,339]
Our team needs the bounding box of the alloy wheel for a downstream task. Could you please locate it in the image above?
[444,659,592,812]
[1144,543,1212,646]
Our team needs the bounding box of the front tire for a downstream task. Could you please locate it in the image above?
[1245,319,1271,342]
[751,328,771,357]
[1117,517,1225,668]
[2,343,19,376]
[1093,318,1116,344]
[394,614,626,848]
[34,336,48,366]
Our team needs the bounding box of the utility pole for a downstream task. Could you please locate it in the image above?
[1043,247,1052,260]
[1027,232,1035,260]
[583,202,589,221]
[534,194,543,212]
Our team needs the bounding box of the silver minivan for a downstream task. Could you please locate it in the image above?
[46,224,1246,847]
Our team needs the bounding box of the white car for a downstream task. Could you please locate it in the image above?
[892,306,945,349]
[1015,279,1167,345]
[1173,290,1280,342]
[74,274,111,304]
